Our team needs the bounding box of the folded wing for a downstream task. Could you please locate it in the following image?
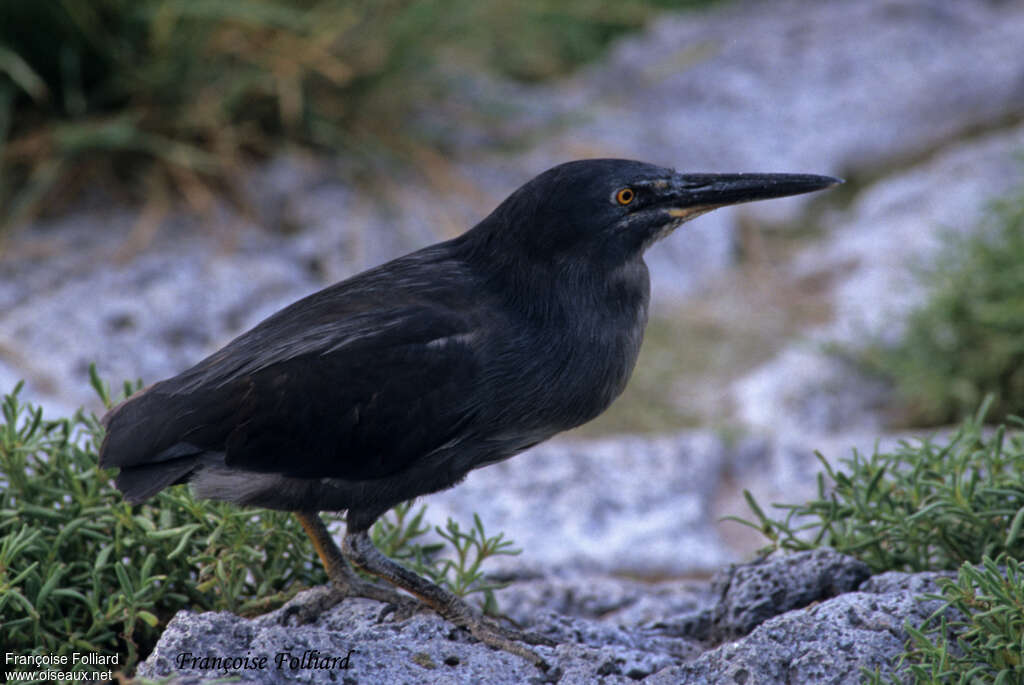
[99,288,486,502]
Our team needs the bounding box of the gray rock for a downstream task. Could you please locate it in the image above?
[0,212,321,415]
[520,0,1024,299]
[650,589,941,685]
[137,585,703,685]
[800,121,1024,347]
[860,570,954,596]
[137,554,952,684]
[577,0,1024,174]
[703,549,872,642]
[650,549,872,643]
[646,569,950,685]
[731,348,891,438]
[493,572,712,629]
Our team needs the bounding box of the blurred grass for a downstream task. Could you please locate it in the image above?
[859,181,1024,427]
[0,0,717,232]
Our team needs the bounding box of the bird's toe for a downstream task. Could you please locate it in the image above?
[374,594,423,622]
[277,584,346,626]
[481,617,559,647]
[462,617,553,669]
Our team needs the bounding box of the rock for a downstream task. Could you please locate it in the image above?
[732,348,891,438]
[860,570,956,595]
[136,554,950,684]
[703,549,872,642]
[523,0,1024,299]
[137,586,703,685]
[798,121,1024,347]
[650,587,945,685]
[0,210,322,415]
[648,549,872,643]
[647,568,950,685]
[574,0,1024,175]
[493,571,711,629]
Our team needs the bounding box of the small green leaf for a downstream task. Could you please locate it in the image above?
[137,610,160,627]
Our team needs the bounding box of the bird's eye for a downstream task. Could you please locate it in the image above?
[615,188,635,205]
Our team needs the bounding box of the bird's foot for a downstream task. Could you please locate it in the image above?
[459,615,555,669]
[477,616,558,647]
[343,528,558,669]
[278,584,344,626]
[277,579,421,626]
[341,577,422,621]
[287,511,422,624]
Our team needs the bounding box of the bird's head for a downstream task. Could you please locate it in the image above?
[470,158,840,266]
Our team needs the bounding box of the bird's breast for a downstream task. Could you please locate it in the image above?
[557,302,647,425]
[492,279,649,435]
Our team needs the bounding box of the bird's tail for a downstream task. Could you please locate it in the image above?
[112,456,199,504]
[98,384,213,503]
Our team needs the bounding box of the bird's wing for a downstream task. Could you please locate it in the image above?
[100,298,487,482]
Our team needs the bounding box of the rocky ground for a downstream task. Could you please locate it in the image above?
[139,550,953,684]
[5,0,1024,682]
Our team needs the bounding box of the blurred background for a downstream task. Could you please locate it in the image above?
[3,0,1024,576]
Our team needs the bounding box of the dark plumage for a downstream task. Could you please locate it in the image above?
[99,159,839,666]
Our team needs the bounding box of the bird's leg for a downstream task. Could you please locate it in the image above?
[342,529,556,668]
[281,511,420,624]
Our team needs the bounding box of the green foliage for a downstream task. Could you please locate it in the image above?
[865,555,1024,685]
[731,401,1024,573]
[861,184,1024,426]
[0,381,329,674]
[1,379,518,676]
[0,0,717,228]
[732,402,1024,683]
[373,504,520,615]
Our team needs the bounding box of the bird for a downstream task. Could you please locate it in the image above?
[98,158,839,666]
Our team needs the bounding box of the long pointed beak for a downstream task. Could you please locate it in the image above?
[661,172,842,218]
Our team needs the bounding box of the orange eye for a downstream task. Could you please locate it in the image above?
[615,188,635,205]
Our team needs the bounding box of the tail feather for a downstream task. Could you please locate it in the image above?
[99,383,232,469]
[99,381,233,503]
[99,385,165,469]
[113,456,200,504]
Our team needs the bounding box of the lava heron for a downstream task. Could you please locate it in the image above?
[99,158,840,666]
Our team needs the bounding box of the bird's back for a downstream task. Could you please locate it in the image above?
[99,239,494,501]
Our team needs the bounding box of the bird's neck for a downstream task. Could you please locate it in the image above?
[456,231,649,323]
[452,232,652,431]
[483,255,648,327]
[509,255,651,429]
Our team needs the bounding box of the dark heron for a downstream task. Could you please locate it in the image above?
[99,159,840,666]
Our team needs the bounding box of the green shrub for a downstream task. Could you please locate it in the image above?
[733,402,1024,573]
[733,402,1024,683]
[861,183,1024,426]
[0,379,517,678]
[866,555,1024,685]
[0,0,717,228]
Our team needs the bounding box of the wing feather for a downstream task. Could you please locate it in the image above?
[100,247,491,484]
